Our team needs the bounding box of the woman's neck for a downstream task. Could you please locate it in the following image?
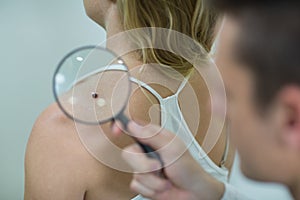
[104,6,142,70]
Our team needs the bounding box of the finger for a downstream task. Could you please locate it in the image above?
[127,122,178,150]
[111,120,124,136]
[122,144,162,173]
[130,179,155,198]
[134,174,171,193]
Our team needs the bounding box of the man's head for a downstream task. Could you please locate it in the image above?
[214,1,300,186]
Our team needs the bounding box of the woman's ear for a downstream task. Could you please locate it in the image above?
[278,85,300,149]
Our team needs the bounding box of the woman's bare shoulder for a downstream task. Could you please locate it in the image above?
[25,103,136,200]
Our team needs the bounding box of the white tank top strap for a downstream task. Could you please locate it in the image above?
[130,74,191,101]
[130,77,164,102]
[174,73,191,97]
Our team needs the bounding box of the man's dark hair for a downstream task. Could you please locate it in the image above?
[212,1,300,107]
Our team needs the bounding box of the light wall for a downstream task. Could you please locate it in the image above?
[0,0,105,199]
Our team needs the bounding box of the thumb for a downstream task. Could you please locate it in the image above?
[122,144,162,173]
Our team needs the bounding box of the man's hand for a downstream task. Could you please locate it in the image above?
[112,121,225,200]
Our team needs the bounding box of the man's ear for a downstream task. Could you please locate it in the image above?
[278,85,300,149]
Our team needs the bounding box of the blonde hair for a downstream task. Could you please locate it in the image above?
[117,0,218,77]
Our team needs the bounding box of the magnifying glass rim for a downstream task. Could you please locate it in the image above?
[52,45,131,125]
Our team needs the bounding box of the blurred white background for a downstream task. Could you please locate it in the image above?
[0,0,293,199]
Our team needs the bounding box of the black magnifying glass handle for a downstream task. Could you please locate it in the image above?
[116,113,166,177]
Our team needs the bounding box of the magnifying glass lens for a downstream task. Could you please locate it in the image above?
[53,46,130,124]
[53,46,164,175]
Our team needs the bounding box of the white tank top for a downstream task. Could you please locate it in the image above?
[130,76,229,200]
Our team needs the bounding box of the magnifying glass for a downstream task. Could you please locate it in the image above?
[53,46,164,173]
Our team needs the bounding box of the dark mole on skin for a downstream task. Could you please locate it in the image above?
[92,92,98,99]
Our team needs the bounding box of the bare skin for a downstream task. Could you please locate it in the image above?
[24,2,234,200]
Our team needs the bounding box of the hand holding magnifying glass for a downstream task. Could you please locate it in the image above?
[53,46,165,176]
